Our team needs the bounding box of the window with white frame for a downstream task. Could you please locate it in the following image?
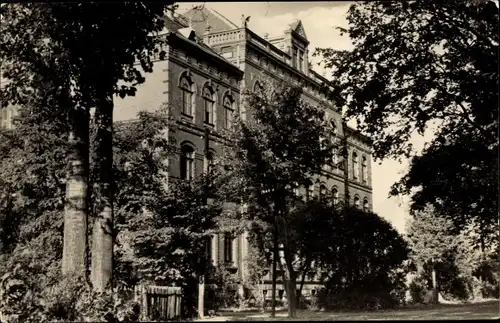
[332,187,339,205]
[354,195,360,208]
[363,198,369,211]
[352,151,359,180]
[180,76,194,116]
[202,85,215,125]
[180,144,195,180]
[223,95,234,129]
[362,155,368,183]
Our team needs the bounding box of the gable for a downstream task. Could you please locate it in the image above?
[294,21,307,40]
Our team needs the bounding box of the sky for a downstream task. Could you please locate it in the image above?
[176,1,436,233]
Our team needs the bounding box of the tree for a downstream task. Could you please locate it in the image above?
[315,204,409,309]
[315,0,498,237]
[0,101,220,320]
[218,80,335,318]
[406,205,457,303]
[1,2,177,289]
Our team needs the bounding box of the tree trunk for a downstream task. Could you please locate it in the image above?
[279,259,298,318]
[271,215,279,318]
[62,106,89,278]
[91,94,114,291]
[297,260,311,307]
[431,265,438,304]
[285,276,298,318]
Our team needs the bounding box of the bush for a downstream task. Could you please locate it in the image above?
[408,275,427,304]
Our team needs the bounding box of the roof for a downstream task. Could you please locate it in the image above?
[181,6,238,36]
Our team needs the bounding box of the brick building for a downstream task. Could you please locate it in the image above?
[115,7,373,298]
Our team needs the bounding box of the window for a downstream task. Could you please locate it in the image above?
[362,156,368,183]
[319,184,327,200]
[205,150,215,174]
[203,86,215,125]
[306,184,314,201]
[292,47,297,68]
[332,187,339,205]
[354,196,360,208]
[299,50,304,72]
[224,233,233,263]
[352,152,359,180]
[223,95,234,129]
[180,77,193,116]
[363,198,369,211]
[0,107,14,129]
[180,144,195,180]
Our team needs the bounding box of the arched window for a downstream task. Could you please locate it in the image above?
[223,95,234,129]
[362,156,368,183]
[202,85,215,125]
[180,144,195,180]
[354,195,360,208]
[319,184,327,200]
[180,76,194,116]
[352,151,359,180]
[332,187,339,205]
[363,198,369,211]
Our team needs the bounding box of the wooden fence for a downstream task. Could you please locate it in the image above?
[139,285,182,321]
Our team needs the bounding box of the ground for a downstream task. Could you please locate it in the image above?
[196,300,499,321]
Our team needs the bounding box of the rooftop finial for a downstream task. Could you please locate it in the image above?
[241,14,251,28]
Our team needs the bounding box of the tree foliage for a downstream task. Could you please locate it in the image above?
[314,203,409,309]
[315,0,499,236]
[406,206,499,301]
[0,103,218,320]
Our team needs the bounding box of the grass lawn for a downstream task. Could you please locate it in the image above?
[201,300,499,321]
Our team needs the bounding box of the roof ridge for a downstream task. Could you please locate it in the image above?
[208,7,238,28]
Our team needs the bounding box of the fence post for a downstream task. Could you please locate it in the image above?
[141,285,149,321]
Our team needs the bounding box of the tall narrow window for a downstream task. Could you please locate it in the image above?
[363,198,369,211]
[362,156,368,183]
[354,196,360,208]
[203,86,215,125]
[180,77,193,116]
[180,144,195,180]
[223,95,234,129]
[292,47,297,68]
[332,187,339,205]
[224,233,233,263]
[299,50,304,72]
[352,152,359,180]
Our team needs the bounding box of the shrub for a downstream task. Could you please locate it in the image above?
[408,276,427,304]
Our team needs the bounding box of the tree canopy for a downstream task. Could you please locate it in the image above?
[315,0,499,235]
